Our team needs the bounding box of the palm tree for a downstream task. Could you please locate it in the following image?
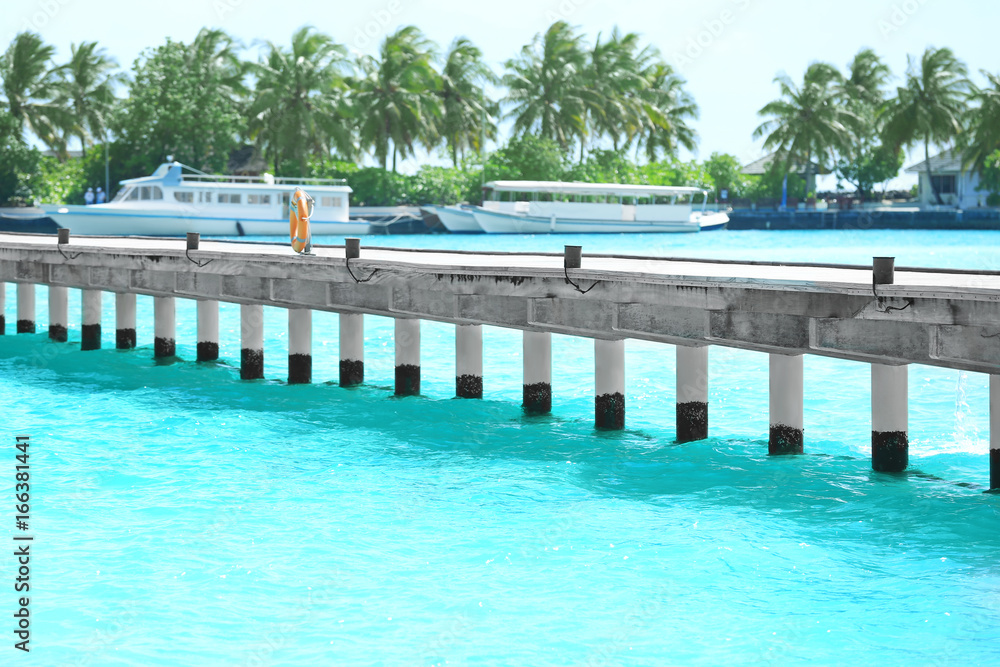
[0,31,68,153]
[961,71,1000,174]
[841,48,891,109]
[632,62,699,162]
[248,27,352,176]
[438,37,497,167]
[754,62,858,194]
[583,29,655,156]
[502,21,587,151]
[882,47,969,205]
[353,26,441,172]
[55,41,121,158]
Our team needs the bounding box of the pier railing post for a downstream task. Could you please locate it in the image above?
[871,363,908,472]
[991,375,999,491]
[16,283,35,333]
[769,353,804,454]
[116,293,136,349]
[339,313,364,386]
[523,330,552,414]
[456,324,483,398]
[288,308,312,384]
[394,318,420,396]
[676,345,709,442]
[48,286,68,342]
[81,289,101,350]
[154,296,176,358]
[595,338,625,429]
[240,304,264,380]
[197,300,219,361]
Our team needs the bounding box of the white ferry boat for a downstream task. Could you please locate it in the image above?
[424,204,484,233]
[39,161,368,236]
[470,181,728,233]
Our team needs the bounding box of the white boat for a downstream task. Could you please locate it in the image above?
[469,180,728,233]
[39,161,370,237]
[424,205,484,233]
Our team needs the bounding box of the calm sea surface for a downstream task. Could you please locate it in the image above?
[2,229,1000,665]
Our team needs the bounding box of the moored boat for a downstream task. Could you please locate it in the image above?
[424,204,484,233]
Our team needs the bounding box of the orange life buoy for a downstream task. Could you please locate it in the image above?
[289,188,313,254]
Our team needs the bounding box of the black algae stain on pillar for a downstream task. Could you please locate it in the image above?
[872,431,908,472]
[990,449,1000,491]
[395,364,420,396]
[116,328,136,349]
[769,424,804,455]
[17,320,34,334]
[676,402,708,442]
[339,359,364,387]
[241,348,264,380]
[456,374,483,399]
[48,324,68,343]
[0,314,5,334]
[522,382,551,414]
[595,392,625,430]
[197,342,219,362]
[80,324,100,350]
[154,337,175,358]
[288,354,312,385]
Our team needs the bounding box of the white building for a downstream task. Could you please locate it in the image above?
[906,149,986,209]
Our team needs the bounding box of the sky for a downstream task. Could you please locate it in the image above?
[3,0,998,190]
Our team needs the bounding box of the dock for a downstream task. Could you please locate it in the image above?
[1,231,998,487]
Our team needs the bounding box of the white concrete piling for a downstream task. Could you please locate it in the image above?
[769,353,804,454]
[154,296,176,358]
[523,331,552,414]
[240,304,264,380]
[48,286,68,342]
[339,313,364,387]
[116,293,136,349]
[991,375,999,491]
[16,283,34,333]
[394,317,420,396]
[595,338,625,429]
[197,300,219,361]
[456,324,483,399]
[0,282,5,334]
[676,345,709,442]
[81,289,101,350]
[288,308,312,384]
[871,363,908,472]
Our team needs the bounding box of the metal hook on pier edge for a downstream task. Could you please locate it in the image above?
[564,245,597,294]
[185,232,213,267]
[56,228,82,260]
[345,238,378,283]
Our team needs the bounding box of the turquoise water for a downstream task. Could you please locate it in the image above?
[2,229,1000,665]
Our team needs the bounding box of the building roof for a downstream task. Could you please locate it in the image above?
[482,180,704,196]
[905,148,965,174]
[742,152,831,176]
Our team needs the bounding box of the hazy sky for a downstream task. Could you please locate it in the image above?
[4,0,997,188]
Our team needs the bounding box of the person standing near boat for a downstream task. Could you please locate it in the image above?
[84,187,95,205]
[95,187,106,204]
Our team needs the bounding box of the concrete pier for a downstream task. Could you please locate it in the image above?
[116,293,136,349]
[595,339,625,429]
[456,324,483,398]
[0,283,4,334]
[523,331,552,414]
[992,375,999,491]
[241,304,264,380]
[48,286,68,342]
[81,289,101,350]
[339,313,363,387]
[394,317,420,396]
[676,345,709,442]
[769,354,804,454]
[872,363,908,472]
[197,300,219,361]
[16,283,34,333]
[154,296,175,358]
[288,308,311,384]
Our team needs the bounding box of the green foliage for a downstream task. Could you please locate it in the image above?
[484,134,565,182]
[977,149,1000,203]
[0,32,68,154]
[703,152,748,199]
[0,110,41,206]
[835,143,903,201]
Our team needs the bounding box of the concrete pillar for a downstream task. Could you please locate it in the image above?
[394,318,420,396]
[197,300,219,361]
[676,345,708,442]
[154,296,176,358]
[523,331,552,414]
[48,286,68,342]
[16,283,35,333]
[240,304,264,380]
[872,363,908,472]
[339,313,364,387]
[456,324,483,398]
[288,308,312,384]
[115,293,136,349]
[769,353,804,454]
[991,375,999,491]
[81,289,101,350]
[0,282,4,334]
[595,338,625,430]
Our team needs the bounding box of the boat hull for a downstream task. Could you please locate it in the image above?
[471,208,704,233]
[426,205,484,233]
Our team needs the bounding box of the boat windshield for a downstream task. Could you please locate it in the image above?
[112,187,132,202]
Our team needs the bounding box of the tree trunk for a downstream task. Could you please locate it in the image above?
[79,133,87,160]
[925,137,943,206]
[392,145,397,173]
